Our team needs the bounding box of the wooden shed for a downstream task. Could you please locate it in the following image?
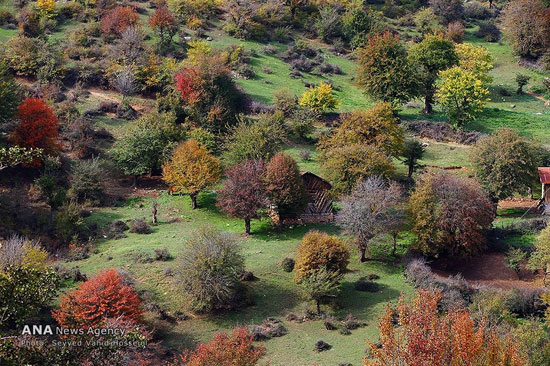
[539,168,550,214]
[300,171,334,222]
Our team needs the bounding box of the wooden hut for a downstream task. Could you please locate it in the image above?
[299,171,334,222]
[539,168,550,214]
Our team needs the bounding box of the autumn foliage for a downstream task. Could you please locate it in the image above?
[216,159,268,234]
[11,98,60,155]
[162,139,221,209]
[52,269,143,328]
[148,6,177,46]
[100,6,140,37]
[171,327,265,366]
[365,290,528,366]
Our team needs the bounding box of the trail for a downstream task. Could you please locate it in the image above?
[526,90,550,105]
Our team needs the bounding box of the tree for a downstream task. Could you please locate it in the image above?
[505,247,527,279]
[470,128,539,201]
[11,98,60,155]
[319,103,404,159]
[171,327,265,366]
[223,113,288,165]
[436,66,489,129]
[321,144,395,195]
[342,5,381,48]
[217,160,268,234]
[429,0,464,24]
[177,227,245,312]
[502,0,550,59]
[356,32,418,106]
[337,176,403,262]
[0,62,20,126]
[162,139,221,209]
[148,6,177,51]
[52,269,143,328]
[409,34,458,114]
[100,6,140,37]
[516,74,531,94]
[365,290,528,366]
[112,111,185,186]
[68,157,105,205]
[455,43,494,85]
[112,66,138,101]
[294,230,350,282]
[175,55,245,134]
[401,139,425,179]
[414,7,442,36]
[528,226,550,285]
[409,172,495,257]
[314,6,342,43]
[264,152,307,218]
[0,235,59,329]
[299,267,343,315]
[298,82,339,114]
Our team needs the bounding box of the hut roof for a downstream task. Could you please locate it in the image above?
[300,171,332,188]
[538,167,550,184]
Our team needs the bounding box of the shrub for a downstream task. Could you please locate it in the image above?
[170,327,265,366]
[516,74,531,94]
[154,248,172,261]
[299,267,343,314]
[177,227,245,313]
[129,218,152,234]
[273,88,297,116]
[445,21,465,43]
[294,231,349,283]
[162,139,222,209]
[314,6,342,43]
[502,0,550,58]
[464,1,490,20]
[52,269,142,328]
[476,20,500,42]
[299,149,311,161]
[55,201,85,244]
[68,157,105,205]
[298,82,339,113]
[429,0,463,24]
[281,258,295,272]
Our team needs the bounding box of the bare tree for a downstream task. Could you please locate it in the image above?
[109,26,145,65]
[112,67,138,101]
[336,176,403,262]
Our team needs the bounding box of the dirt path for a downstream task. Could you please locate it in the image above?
[526,91,550,105]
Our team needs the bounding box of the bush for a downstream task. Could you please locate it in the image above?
[68,157,105,205]
[177,227,245,313]
[294,231,349,283]
[281,258,295,272]
[154,248,172,261]
[476,21,500,42]
[445,21,465,43]
[464,1,490,20]
[129,218,152,234]
[52,269,143,328]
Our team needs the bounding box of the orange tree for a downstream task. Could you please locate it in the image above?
[11,98,60,157]
[171,327,265,366]
[52,269,142,328]
[148,6,177,51]
[162,139,221,209]
[100,6,139,37]
[294,230,350,282]
[365,290,528,366]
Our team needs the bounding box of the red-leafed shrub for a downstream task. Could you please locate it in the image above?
[11,98,60,154]
[52,269,143,328]
[171,327,265,366]
[100,6,139,37]
[148,6,177,47]
[174,68,200,103]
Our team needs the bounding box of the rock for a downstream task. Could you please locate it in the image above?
[314,339,332,352]
[510,104,516,108]
[206,36,213,41]
[183,36,192,41]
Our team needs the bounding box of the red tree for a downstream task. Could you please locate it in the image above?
[366,290,528,366]
[174,68,201,103]
[217,159,268,234]
[52,269,143,328]
[11,98,60,155]
[100,6,139,37]
[171,327,265,366]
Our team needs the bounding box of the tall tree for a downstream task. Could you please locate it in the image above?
[470,128,539,201]
[264,153,307,218]
[162,139,221,209]
[409,34,458,114]
[217,160,268,234]
[337,176,403,262]
[409,172,495,257]
[0,61,19,127]
[401,139,425,179]
[148,6,177,51]
[356,32,418,106]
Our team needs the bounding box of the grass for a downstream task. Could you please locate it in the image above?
[63,191,412,366]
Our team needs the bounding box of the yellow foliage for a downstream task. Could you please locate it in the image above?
[186,16,203,30]
[162,139,221,207]
[36,0,56,15]
[294,231,350,283]
[455,43,494,84]
[298,82,340,113]
[186,41,212,65]
[21,242,49,271]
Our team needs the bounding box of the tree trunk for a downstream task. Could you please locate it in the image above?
[133,175,138,188]
[190,193,198,209]
[392,233,398,257]
[423,92,434,114]
[244,217,251,235]
[408,163,414,179]
[359,246,367,263]
[152,201,158,225]
[316,299,321,315]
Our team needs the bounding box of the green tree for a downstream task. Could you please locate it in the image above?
[409,34,458,114]
[505,247,526,279]
[515,74,531,94]
[298,267,343,315]
[356,32,418,106]
[436,66,489,129]
[0,62,19,126]
[401,139,425,179]
[528,226,550,285]
[470,128,539,201]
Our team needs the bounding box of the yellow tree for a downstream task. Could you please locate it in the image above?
[36,0,56,17]
[455,43,494,85]
[298,82,339,113]
[162,139,221,209]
